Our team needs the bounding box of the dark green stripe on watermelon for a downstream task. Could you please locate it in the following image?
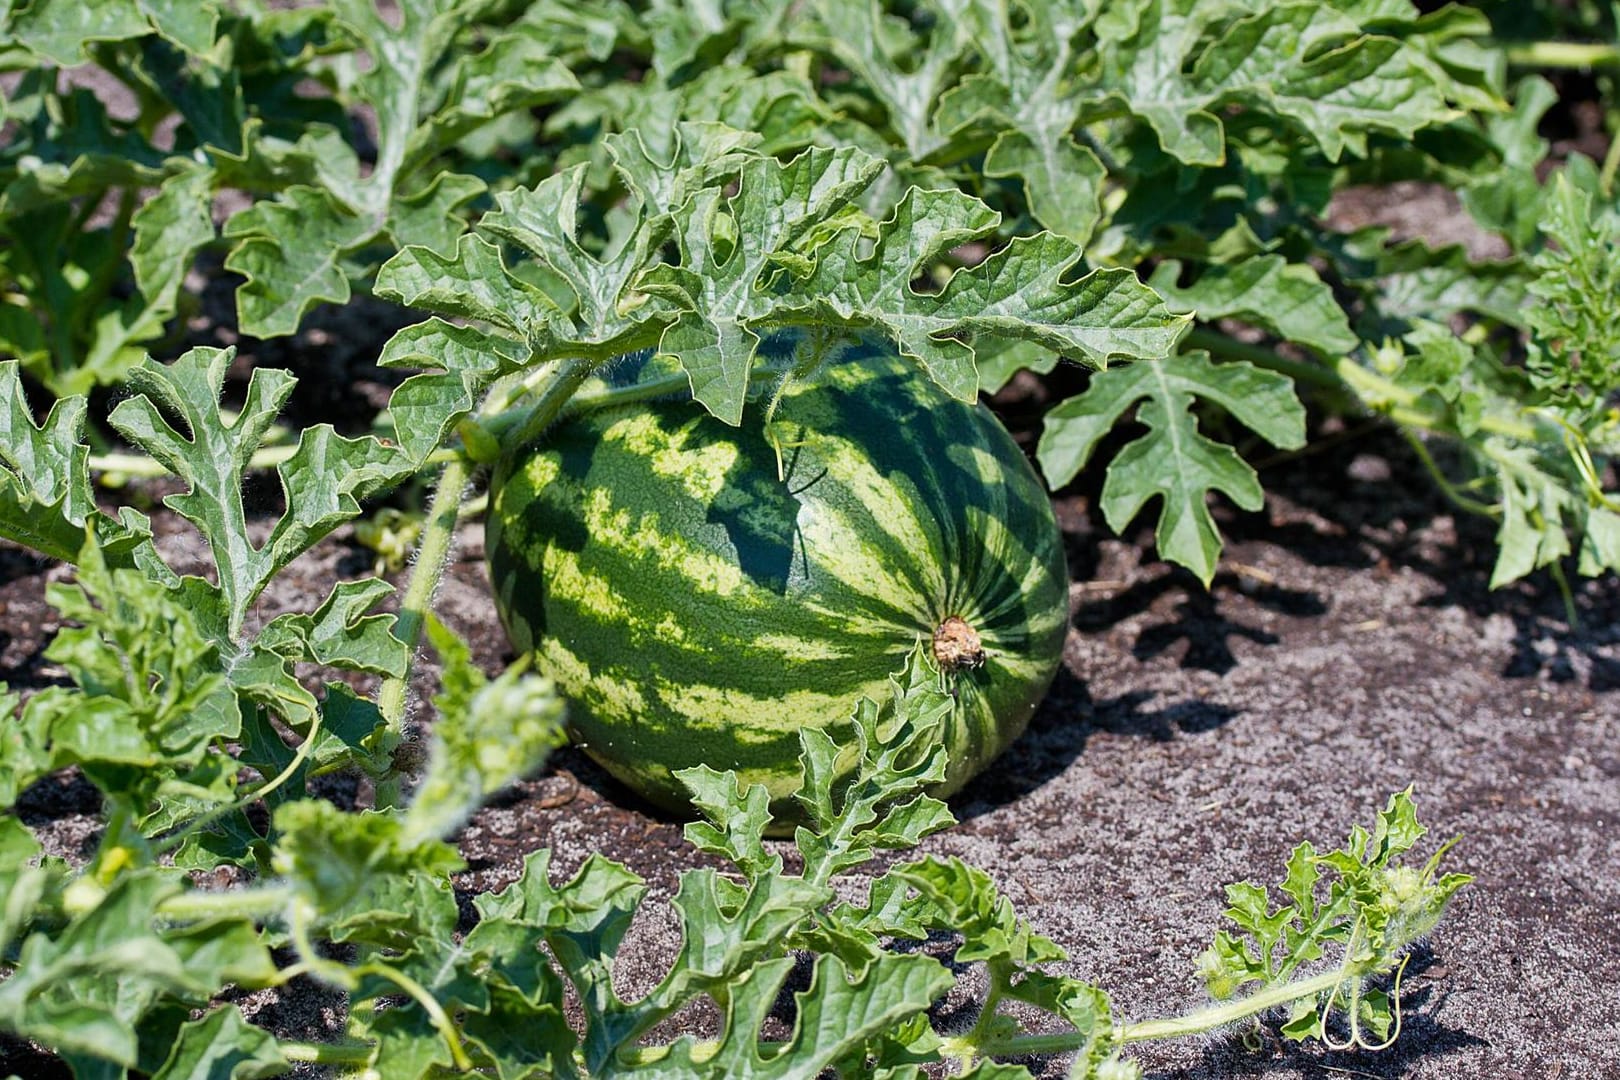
[486,351,1069,818]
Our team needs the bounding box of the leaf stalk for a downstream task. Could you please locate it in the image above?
[961,965,1364,1062]
[357,960,476,1072]
[1116,967,1351,1045]
[554,365,785,424]
[1183,326,1545,445]
[373,451,472,802]
[87,445,463,480]
[1503,41,1620,70]
[480,357,597,460]
[153,884,294,924]
[279,1039,377,1067]
[153,713,325,857]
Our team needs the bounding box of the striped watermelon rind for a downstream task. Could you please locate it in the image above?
[486,351,1069,818]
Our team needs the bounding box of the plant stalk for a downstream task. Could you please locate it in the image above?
[1503,40,1620,70]
[1331,360,1542,443]
[154,709,325,857]
[372,452,472,804]
[550,364,784,424]
[966,967,1357,1060]
[357,961,475,1072]
[672,965,1368,1066]
[1399,429,1500,518]
[478,357,600,454]
[1117,968,1349,1043]
[1183,327,1544,444]
[1181,327,1346,393]
[87,445,462,479]
[153,884,294,923]
[280,1040,377,1067]
[383,456,472,694]
[1602,108,1620,197]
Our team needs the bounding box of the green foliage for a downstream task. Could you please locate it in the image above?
[1524,175,1620,408]
[221,0,578,336]
[400,616,568,845]
[0,360,158,567]
[377,131,1183,433]
[1199,788,1472,1047]
[0,0,580,395]
[448,0,1614,582]
[0,589,565,1077]
[0,873,276,1073]
[5,0,1616,583]
[2,531,1469,1077]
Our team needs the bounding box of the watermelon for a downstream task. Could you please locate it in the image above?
[485,351,1069,819]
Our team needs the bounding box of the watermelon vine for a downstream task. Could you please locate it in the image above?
[2,0,1613,1075]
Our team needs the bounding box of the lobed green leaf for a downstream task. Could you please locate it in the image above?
[148,1006,288,1080]
[10,0,221,63]
[0,361,158,568]
[803,189,1189,398]
[1039,351,1307,585]
[1150,255,1357,357]
[108,346,411,639]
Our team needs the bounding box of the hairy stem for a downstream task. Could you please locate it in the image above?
[280,1040,377,1067]
[288,900,359,991]
[1330,359,1542,443]
[1184,326,1544,444]
[478,357,596,456]
[367,458,467,803]
[1116,968,1349,1044]
[1181,327,1350,394]
[964,960,1011,1049]
[80,189,138,322]
[1504,40,1620,70]
[357,961,476,1072]
[1602,108,1620,197]
[370,357,594,805]
[87,445,462,479]
[387,464,473,671]
[154,710,325,857]
[552,365,784,424]
[153,883,294,924]
[965,966,1356,1060]
[1399,429,1500,518]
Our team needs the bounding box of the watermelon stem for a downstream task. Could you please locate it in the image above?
[554,364,787,424]
[373,451,473,806]
[483,358,597,461]
[932,615,985,673]
[278,1040,379,1068]
[373,358,594,806]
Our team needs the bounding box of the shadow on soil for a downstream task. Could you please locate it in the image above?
[1244,427,1620,693]
[952,667,1241,821]
[1048,408,1619,693]
[1153,1012,1488,1080]
[0,1036,73,1080]
[543,664,1244,830]
[0,546,51,588]
[1072,565,1326,675]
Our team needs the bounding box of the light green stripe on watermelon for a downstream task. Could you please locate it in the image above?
[486,350,1070,819]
